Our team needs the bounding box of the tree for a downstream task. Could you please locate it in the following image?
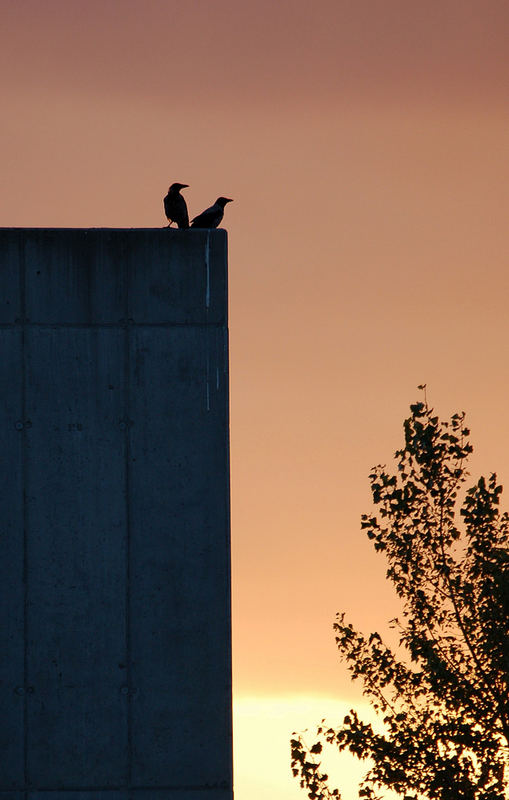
[291,393,509,800]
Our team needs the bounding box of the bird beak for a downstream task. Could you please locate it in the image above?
[225,198,233,203]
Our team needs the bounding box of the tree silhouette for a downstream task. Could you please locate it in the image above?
[291,392,509,800]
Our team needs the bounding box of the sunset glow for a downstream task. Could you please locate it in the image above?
[2,2,509,798]
[234,696,381,800]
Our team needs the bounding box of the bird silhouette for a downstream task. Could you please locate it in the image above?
[190,197,233,228]
[163,183,189,229]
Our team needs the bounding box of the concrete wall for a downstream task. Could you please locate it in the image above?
[0,229,232,800]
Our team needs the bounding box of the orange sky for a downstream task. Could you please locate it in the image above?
[2,2,509,797]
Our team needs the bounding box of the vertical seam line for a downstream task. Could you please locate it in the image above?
[20,234,28,794]
[124,238,132,792]
[205,231,210,309]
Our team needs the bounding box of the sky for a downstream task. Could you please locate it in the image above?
[2,1,509,797]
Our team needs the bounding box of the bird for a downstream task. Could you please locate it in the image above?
[190,197,233,229]
[163,183,189,229]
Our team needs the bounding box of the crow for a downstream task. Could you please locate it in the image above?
[190,197,233,229]
[163,183,189,229]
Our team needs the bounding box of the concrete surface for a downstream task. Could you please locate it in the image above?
[0,229,232,800]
